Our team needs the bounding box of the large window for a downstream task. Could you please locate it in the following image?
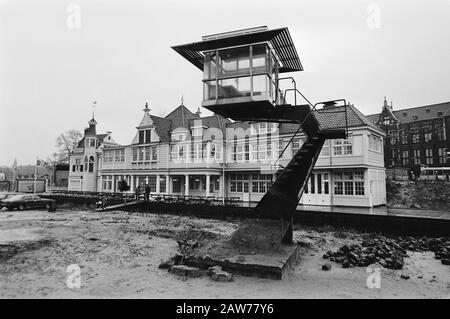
[72,158,83,172]
[102,175,113,191]
[250,122,277,135]
[402,150,409,166]
[138,129,151,144]
[132,146,157,162]
[399,129,408,144]
[85,138,96,148]
[203,43,278,102]
[436,124,445,141]
[88,156,95,172]
[411,128,420,144]
[413,149,421,165]
[192,143,205,160]
[425,149,433,164]
[251,174,273,193]
[159,175,166,193]
[148,175,157,192]
[334,170,365,196]
[218,46,250,78]
[252,74,270,96]
[204,51,217,80]
[229,173,250,193]
[292,138,304,155]
[320,140,330,157]
[423,127,432,143]
[170,144,187,160]
[218,77,251,99]
[387,131,397,145]
[103,150,122,163]
[209,143,222,160]
[231,141,248,162]
[369,135,382,152]
[334,135,352,155]
[438,148,446,164]
[151,146,158,161]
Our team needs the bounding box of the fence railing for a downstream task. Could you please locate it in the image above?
[48,190,242,207]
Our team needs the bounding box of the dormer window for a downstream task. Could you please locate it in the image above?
[250,122,278,135]
[192,126,206,137]
[171,132,187,141]
[138,129,151,144]
[85,138,96,148]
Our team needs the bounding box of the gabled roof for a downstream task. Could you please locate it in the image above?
[138,112,154,128]
[187,114,231,135]
[164,104,200,130]
[366,101,450,125]
[76,133,111,149]
[315,104,382,134]
[225,104,383,136]
[150,115,172,141]
[365,113,380,124]
[96,134,108,142]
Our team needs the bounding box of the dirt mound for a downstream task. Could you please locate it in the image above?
[230,219,283,252]
[138,227,223,243]
[387,180,450,211]
[0,239,53,262]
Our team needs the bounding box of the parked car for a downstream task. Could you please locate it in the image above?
[0,194,56,211]
[0,192,22,200]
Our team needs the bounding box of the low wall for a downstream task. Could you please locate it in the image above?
[131,201,450,237]
[41,196,450,237]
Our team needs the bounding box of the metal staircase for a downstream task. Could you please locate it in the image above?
[230,89,348,245]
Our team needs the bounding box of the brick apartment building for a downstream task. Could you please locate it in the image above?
[366,98,450,178]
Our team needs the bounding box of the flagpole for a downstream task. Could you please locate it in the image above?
[34,157,38,194]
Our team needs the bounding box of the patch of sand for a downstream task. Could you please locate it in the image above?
[0,209,449,298]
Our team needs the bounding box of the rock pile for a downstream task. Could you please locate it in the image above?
[323,238,407,269]
[324,236,450,269]
[208,265,233,282]
[396,236,450,266]
[169,265,202,278]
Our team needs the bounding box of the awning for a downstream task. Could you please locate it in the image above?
[172,27,303,73]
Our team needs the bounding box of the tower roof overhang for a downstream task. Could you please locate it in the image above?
[172,27,303,73]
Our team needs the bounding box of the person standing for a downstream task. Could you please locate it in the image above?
[135,185,140,202]
[145,183,150,202]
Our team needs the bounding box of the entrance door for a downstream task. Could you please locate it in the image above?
[301,171,331,206]
[172,177,182,194]
[316,172,331,206]
[242,181,250,206]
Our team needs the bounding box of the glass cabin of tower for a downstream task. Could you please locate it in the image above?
[172,26,303,120]
[202,42,281,106]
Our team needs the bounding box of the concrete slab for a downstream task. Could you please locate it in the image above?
[184,239,300,280]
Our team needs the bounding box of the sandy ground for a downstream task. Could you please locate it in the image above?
[0,209,449,299]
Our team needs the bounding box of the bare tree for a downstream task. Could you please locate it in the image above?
[55,129,83,163]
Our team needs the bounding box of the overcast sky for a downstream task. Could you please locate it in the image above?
[1,0,449,166]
